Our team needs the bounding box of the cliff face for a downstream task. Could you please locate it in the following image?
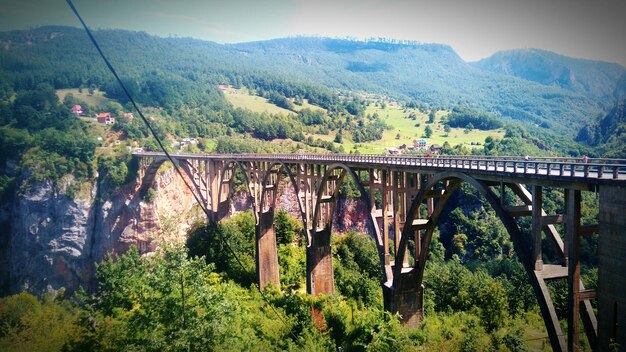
[7,177,97,294]
[0,166,197,296]
[1,166,371,296]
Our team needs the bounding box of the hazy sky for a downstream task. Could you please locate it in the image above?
[1,0,625,66]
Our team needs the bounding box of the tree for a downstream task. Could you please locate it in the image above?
[395,133,401,140]
[444,124,451,133]
[428,110,436,123]
[424,125,433,138]
[334,129,343,143]
[274,210,302,245]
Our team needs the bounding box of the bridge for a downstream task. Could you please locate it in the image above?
[134,152,626,352]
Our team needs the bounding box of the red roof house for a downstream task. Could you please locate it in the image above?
[96,112,115,124]
[70,105,83,115]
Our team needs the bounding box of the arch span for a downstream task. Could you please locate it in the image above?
[257,161,307,231]
[308,163,386,296]
[217,159,259,222]
[390,171,565,349]
[255,161,310,290]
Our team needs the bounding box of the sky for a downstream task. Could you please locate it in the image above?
[1,0,625,67]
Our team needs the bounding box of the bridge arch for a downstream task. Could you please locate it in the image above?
[139,157,206,205]
[391,171,564,347]
[217,159,259,222]
[257,161,307,230]
[308,163,386,295]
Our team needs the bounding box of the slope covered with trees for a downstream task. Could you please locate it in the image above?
[0,26,619,136]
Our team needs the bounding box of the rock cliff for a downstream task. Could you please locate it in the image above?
[0,166,197,296]
[0,165,371,296]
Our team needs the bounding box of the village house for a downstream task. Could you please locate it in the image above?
[386,147,400,155]
[430,144,442,153]
[413,138,427,150]
[96,112,115,124]
[70,105,83,116]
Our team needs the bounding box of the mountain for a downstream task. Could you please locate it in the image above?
[576,99,626,158]
[0,26,615,134]
[472,48,626,100]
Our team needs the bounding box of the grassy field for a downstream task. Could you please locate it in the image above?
[223,90,505,154]
[223,86,326,115]
[56,88,111,107]
[340,102,506,154]
[222,87,295,115]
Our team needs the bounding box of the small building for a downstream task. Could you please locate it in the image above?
[70,105,83,116]
[96,112,115,124]
[413,138,427,150]
[430,144,442,153]
[122,112,134,119]
[386,147,400,155]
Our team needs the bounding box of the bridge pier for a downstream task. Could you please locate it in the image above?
[257,210,280,290]
[598,185,626,351]
[384,270,424,327]
[307,229,334,295]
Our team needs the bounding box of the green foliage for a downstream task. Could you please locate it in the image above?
[186,212,256,286]
[447,106,504,130]
[333,231,382,307]
[274,209,303,245]
[1,84,97,188]
[98,151,137,193]
[424,259,510,331]
[424,125,433,138]
[90,245,302,351]
[141,187,157,203]
[428,109,436,123]
[0,293,85,352]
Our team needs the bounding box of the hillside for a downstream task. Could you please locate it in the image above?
[576,99,626,158]
[0,26,616,135]
[472,48,626,101]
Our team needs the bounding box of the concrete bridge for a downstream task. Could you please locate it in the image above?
[134,152,626,352]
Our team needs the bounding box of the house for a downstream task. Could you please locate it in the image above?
[430,144,442,153]
[96,112,115,124]
[70,105,83,116]
[413,138,427,150]
[386,147,400,155]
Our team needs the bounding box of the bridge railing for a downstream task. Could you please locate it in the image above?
[134,152,626,181]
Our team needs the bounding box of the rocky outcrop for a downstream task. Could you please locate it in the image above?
[1,165,372,297]
[7,177,97,294]
[1,166,197,296]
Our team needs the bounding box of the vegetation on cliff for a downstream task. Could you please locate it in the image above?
[0,207,599,351]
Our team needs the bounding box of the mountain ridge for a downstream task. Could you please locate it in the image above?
[0,26,618,134]
[472,48,626,99]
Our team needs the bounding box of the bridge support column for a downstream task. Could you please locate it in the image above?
[256,210,280,290]
[307,230,334,296]
[598,185,626,351]
[384,270,423,327]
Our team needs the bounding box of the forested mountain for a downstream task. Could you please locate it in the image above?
[576,99,626,158]
[472,48,626,100]
[0,26,620,135]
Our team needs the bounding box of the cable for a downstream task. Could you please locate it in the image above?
[65,0,212,224]
[65,0,301,344]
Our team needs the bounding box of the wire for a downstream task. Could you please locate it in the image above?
[65,0,212,224]
[65,0,300,344]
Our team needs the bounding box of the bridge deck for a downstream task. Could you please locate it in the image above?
[134,152,626,187]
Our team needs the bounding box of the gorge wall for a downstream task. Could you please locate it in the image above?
[0,166,198,296]
[0,166,371,296]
